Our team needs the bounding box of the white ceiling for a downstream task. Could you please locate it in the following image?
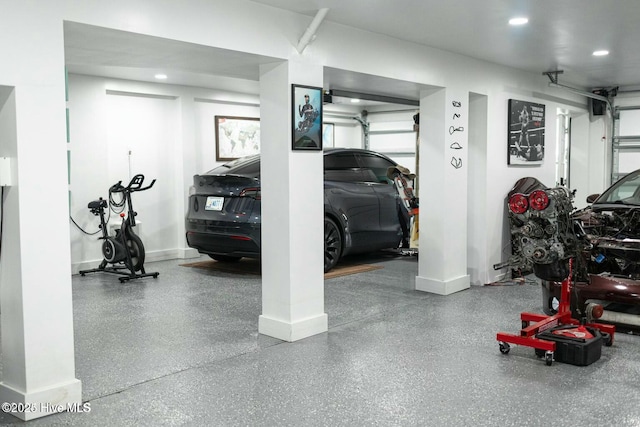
[64,0,640,104]
[252,0,640,90]
[63,22,280,95]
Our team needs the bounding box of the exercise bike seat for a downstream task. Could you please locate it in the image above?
[88,199,107,210]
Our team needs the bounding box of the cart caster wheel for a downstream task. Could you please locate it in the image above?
[499,342,510,354]
[545,351,554,366]
[521,320,529,329]
[535,349,544,358]
[603,333,613,347]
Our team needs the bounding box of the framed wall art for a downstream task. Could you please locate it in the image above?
[215,116,260,161]
[292,84,323,150]
[507,99,545,165]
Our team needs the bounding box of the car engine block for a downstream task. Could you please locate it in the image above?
[510,187,576,265]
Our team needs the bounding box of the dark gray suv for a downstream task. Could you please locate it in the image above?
[185,148,406,272]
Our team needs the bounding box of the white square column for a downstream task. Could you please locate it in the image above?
[0,86,81,420]
[415,88,470,295]
[258,60,327,341]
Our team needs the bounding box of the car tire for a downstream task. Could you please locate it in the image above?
[324,217,342,273]
[208,254,242,262]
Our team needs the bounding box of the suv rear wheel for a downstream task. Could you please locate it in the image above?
[324,217,342,273]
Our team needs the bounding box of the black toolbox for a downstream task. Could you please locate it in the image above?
[535,325,604,366]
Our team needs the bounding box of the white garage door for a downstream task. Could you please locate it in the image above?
[614,106,640,182]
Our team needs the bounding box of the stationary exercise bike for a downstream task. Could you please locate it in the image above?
[79,174,159,283]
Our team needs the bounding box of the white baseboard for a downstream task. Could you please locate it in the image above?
[0,379,82,421]
[258,313,328,342]
[71,247,200,275]
[415,274,470,295]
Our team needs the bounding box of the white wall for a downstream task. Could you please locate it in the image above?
[467,93,488,286]
[482,92,593,282]
[105,93,180,252]
[68,73,421,270]
[0,4,619,415]
[0,87,17,161]
[5,0,606,284]
[193,100,260,172]
[68,74,260,272]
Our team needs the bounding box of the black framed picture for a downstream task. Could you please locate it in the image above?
[215,116,260,161]
[507,99,545,165]
[292,84,323,150]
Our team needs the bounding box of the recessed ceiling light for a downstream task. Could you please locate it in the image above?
[593,50,609,57]
[155,74,168,80]
[509,17,528,26]
[350,98,360,103]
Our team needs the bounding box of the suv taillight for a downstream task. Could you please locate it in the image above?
[239,187,261,200]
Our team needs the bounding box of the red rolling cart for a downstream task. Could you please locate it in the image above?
[496,259,615,366]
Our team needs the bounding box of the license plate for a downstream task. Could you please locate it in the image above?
[205,196,224,211]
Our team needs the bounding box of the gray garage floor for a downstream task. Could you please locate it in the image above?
[1,253,640,426]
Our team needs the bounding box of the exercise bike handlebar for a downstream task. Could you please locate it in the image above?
[134,178,156,192]
[108,174,156,194]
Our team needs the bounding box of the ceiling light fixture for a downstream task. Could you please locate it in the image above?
[154,73,168,80]
[593,50,609,57]
[508,17,528,26]
[350,98,361,103]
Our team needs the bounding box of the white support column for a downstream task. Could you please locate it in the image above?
[0,10,81,418]
[258,60,327,342]
[0,86,81,420]
[415,88,470,295]
[467,93,488,285]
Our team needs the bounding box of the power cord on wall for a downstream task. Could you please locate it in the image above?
[69,214,101,236]
[70,192,121,235]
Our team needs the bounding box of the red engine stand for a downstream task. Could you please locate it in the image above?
[496,259,615,366]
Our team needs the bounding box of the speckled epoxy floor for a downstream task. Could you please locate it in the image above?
[2,253,640,426]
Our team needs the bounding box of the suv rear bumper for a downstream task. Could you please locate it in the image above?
[185,225,260,258]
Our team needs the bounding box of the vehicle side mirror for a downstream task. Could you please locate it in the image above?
[586,194,600,203]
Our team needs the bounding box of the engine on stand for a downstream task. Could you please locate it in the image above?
[494,178,616,366]
[495,178,579,281]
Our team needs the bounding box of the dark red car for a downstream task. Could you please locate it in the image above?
[498,170,640,331]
